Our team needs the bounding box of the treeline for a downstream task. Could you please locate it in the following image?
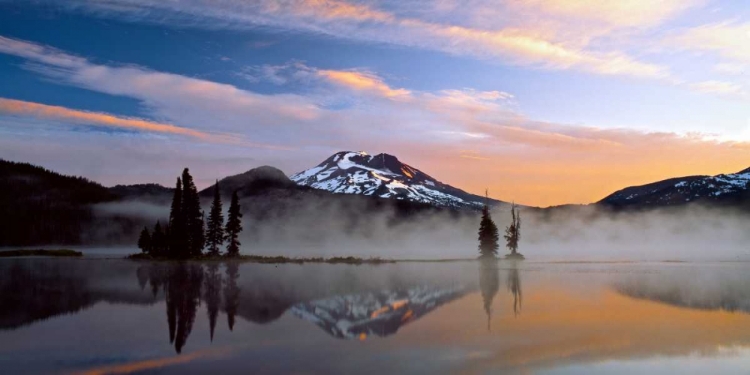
[137,168,243,258]
[0,159,116,246]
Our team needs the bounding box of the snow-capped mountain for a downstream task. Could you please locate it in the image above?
[600,167,750,208]
[291,285,467,340]
[290,151,503,209]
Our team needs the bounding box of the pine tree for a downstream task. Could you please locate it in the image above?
[504,203,521,255]
[181,168,204,257]
[478,201,499,258]
[205,180,225,256]
[168,177,185,258]
[152,221,165,256]
[225,191,243,257]
[137,226,152,254]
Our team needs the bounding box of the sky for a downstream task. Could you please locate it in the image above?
[0,0,749,207]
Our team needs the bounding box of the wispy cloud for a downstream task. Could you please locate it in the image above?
[0,97,218,140]
[49,0,670,79]
[318,69,411,98]
[689,80,747,99]
[666,20,750,64]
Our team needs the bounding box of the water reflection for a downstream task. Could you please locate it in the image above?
[291,284,468,340]
[3,259,750,374]
[478,260,499,331]
[507,265,522,317]
[136,262,240,353]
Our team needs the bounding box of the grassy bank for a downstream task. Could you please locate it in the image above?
[0,249,83,257]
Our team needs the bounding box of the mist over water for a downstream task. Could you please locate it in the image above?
[90,197,750,261]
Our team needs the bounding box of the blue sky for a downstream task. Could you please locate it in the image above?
[0,1,749,206]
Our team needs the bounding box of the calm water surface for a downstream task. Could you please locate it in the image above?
[1,258,750,374]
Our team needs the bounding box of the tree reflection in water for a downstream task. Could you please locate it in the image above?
[137,262,240,354]
[479,259,499,331]
[507,264,522,317]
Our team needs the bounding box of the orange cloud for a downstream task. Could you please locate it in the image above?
[0,98,214,139]
[266,0,668,79]
[318,69,411,98]
[289,0,394,23]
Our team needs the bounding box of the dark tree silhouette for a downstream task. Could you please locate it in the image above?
[204,263,222,341]
[137,227,151,254]
[181,169,205,257]
[223,262,240,331]
[225,191,243,257]
[504,203,522,257]
[151,221,166,257]
[168,177,186,258]
[477,197,499,258]
[166,263,204,354]
[479,260,500,331]
[205,180,225,256]
[0,160,116,246]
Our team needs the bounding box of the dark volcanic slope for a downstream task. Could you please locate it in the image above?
[599,167,750,209]
[291,151,505,209]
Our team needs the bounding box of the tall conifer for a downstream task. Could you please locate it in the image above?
[181,168,204,257]
[225,191,243,257]
[205,180,225,256]
[478,204,499,258]
[168,177,185,257]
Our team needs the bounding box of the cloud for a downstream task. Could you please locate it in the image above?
[48,0,669,79]
[508,0,702,29]
[317,69,411,98]
[0,36,317,146]
[666,21,750,63]
[0,97,230,141]
[689,80,747,98]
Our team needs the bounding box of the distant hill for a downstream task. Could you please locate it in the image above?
[198,165,297,198]
[599,168,750,210]
[0,159,116,246]
[291,151,506,209]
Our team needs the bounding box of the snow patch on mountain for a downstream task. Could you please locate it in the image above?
[601,168,750,207]
[290,151,503,209]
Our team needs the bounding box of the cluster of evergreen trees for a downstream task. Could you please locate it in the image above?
[477,194,522,259]
[137,168,243,258]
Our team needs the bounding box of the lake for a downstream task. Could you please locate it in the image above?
[1,258,750,374]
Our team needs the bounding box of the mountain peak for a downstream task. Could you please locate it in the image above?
[290,151,504,209]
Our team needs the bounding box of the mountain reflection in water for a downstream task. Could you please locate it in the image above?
[2,259,750,374]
